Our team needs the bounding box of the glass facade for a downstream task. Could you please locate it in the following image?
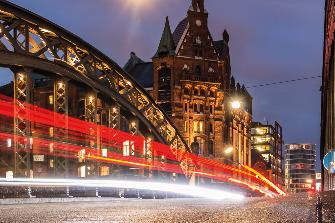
[251,121,283,186]
[285,144,316,193]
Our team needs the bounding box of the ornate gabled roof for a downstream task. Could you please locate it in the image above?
[153,16,176,58]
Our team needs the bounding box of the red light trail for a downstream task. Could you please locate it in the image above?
[0,94,286,197]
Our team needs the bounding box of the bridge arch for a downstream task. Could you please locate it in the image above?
[0,1,194,179]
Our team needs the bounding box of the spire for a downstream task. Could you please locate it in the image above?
[153,16,176,58]
[190,0,205,12]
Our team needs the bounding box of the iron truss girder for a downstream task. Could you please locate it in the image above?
[0,1,195,178]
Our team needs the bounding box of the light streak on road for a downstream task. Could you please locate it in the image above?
[0,178,245,201]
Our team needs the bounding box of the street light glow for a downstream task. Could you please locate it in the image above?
[225,146,234,154]
[231,100,241,109]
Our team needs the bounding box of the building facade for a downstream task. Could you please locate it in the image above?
[124,0,252,166]
[251,122,283,185]
[285,144,316,193]
[321,0,335,191]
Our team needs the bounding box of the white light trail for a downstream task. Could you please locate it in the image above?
[0,178,245,201]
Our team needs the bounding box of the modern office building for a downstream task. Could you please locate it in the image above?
[285,143,316,193]
[251,121,283,185]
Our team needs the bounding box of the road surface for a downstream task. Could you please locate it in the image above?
[0,193,323,222]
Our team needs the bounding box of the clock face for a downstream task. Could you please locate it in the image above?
[196,19,202,27]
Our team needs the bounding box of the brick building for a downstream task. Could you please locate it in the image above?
[124,0,252,166]
[321,0,335,191]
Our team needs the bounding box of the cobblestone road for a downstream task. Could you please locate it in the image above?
[0,193,323,223]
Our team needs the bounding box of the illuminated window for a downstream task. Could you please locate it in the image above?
[100,166,109,176]
[49,159,54,168]
[123,140,134,156]
[184,120,188,132]
[194,121,199,133]
[49,127,54,137]
[6,139,11,147]
[199,121,204,133]
[102,148,108,157]
[48,95,54,105]
[79,165,86,178]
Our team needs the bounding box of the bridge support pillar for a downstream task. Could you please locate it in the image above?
[13,68,32,178]
[52,79,69,177]
[84,92,99,178]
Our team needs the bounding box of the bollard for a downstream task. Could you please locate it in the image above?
[316,195,323,223]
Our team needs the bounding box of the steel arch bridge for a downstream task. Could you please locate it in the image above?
[0,0,195,180]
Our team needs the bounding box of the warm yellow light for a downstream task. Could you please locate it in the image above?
[225,146,234,154]
[124,0,152,9]
[306,179,313,183]
[231,100,241,109]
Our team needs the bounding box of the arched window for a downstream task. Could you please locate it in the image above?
[200,89,206,97]
[195,65,201,76]
[209,89,215,97]
[194,88,199,95]
[184,87,190,95]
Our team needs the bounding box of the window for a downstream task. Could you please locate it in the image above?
[184,88,190,95]
[209,90,215,97]
[200,89,206,96]
[195,65,201,76]
[102,149,108,157]
[184,120,188,132]
[184,102,188,112]
[199,121,204,133]
[209,104,214,114]
[194,88,199,95]
[208,141,214,156]
[79,165,86,178]
[100,166,110,176]
[48,95,54,105]
[194,121,199,133]
[209,123,213,134]
[208,67,215,73]
[123,140,134,156]
[199,104,204,113]
[193,103,198,113]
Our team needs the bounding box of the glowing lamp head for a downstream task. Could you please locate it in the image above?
[231,100,241,109]
[225,146,234,154]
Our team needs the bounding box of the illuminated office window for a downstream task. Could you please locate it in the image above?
[48,95,54,105]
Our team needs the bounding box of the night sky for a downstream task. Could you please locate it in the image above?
[3,0,324,167]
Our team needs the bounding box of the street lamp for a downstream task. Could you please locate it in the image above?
[231,100,241,109]
[225,146,234,154]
